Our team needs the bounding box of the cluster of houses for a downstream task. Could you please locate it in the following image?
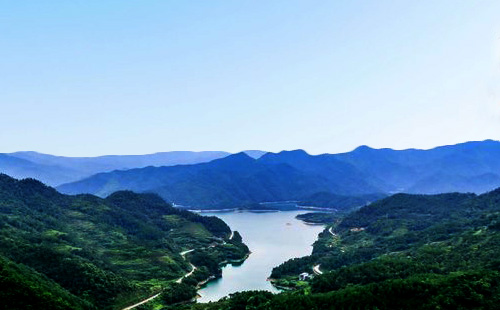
[299,272,312,281]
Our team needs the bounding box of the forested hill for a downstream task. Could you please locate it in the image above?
[58,152,381,209]
[332,139,500,194]
[57,140,500,210]
[0,174,248,309]
[0,151,232,186]
[184,189,500,310]
[273,189,500,279]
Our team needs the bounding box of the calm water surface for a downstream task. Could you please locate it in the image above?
[197,210,324,303]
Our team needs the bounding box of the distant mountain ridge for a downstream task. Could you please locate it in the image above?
[0,153,81,186]
[0,150,267,186]
[332,139,500,194]
[57,140,500,209]
[59,152,371,208]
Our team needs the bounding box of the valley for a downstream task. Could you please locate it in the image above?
[3,1,498,308]
[4,140,500,212]
[2,140,500,309]
[197,211,324,302]
[54,140,500,210]
[183,189,500,310]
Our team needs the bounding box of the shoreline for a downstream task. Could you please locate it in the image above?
[197,251,252,290]
[195,251,251,301]
[219,251,251,266]
[179,201,338,214]
[194,210,324,303]
[189,208,280,213]
[267,278,294,291]
[189,207,336,214]
[302,221,327,226]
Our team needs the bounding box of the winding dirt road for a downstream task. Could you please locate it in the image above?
[122,293,161,310]
[313,264,323,275]
[122,233,235,309]
[176,263,197,283]
[328,227,336,236]
[122,249,197,309]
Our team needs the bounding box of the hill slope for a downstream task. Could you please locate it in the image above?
[187,189,500,309]
[58,153,382,208]
[0,154,80,186]
[0,174,248,309]
[58,140,500,209]
[332,139,500,193]
[2,151,231,186]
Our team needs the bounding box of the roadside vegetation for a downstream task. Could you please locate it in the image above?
[0,174,249,309]
[4,170,500,309]
[185,189,500,309]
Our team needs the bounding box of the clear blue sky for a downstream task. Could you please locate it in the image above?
[1,1,499,156]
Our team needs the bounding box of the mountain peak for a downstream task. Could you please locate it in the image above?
[280,149,309,156]
[260,149,309,161]
[353,145,374,152]
[209,152,256,168]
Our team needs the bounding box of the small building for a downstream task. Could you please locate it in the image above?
[350,227,366,232]
[299,272,311,281]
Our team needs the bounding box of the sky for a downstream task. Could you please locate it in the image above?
[1,1,499,156]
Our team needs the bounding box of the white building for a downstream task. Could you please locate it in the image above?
[299,272,311,281]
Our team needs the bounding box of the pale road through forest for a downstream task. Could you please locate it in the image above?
[122,230,236,309]
[312,227,337,275]
[121,249,196,310]
[121,293,162,310]
[313,264,323,275]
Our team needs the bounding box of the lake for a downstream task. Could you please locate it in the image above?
[197,210,325,303]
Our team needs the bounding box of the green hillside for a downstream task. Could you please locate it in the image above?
[0,174,248,309]
[57,152,382,210]
[0,254,94,310]
[183,189,500,309]
[57,140,500,211]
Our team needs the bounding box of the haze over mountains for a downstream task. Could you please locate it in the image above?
[0,150,267,187]
[55,140,500,209]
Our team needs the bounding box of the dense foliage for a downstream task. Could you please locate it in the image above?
[6,165,500,309]
[191,188,500,309]
[0,174,248,309]
[295,212,339,224]
[58,152,380,209]
[298,192,386,211]
[182,271,500,310]
[0,254,94,310]
[187,271,500,310]
[57,140,500,209]
[161,282,197,305]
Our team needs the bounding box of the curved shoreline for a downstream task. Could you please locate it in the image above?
[196,252,252,290]
[121,235,250,309]
[190,208,280,213]
[195,210,324,303]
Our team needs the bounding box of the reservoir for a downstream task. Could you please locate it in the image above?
[197,210,324,303]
